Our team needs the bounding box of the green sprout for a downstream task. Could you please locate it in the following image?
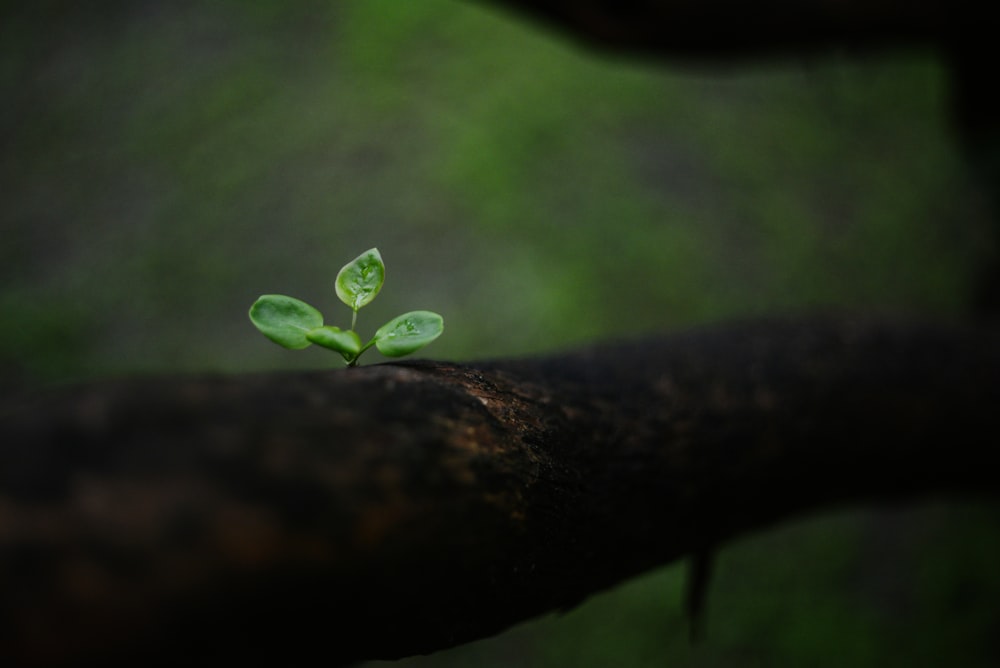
[249,248,444,367]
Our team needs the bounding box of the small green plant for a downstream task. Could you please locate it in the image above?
[249,248,443,367]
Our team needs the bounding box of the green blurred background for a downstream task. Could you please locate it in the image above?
[2,1,998,665]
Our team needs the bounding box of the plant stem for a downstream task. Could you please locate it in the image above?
[351,309,358,331]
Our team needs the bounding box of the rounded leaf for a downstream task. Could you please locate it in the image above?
[374,311,444,357]
[306,326,362,359]
[335,248,385,311]
[249,295,324,349]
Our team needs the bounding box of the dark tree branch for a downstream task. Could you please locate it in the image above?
[472,1,1000,317]
[475,0,974,59]
[1,316,997,666]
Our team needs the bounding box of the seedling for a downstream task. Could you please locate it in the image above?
[249,248,443,367]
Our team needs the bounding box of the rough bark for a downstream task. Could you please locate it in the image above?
[1,316,997,666]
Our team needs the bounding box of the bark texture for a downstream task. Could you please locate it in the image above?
[1,316,997,666]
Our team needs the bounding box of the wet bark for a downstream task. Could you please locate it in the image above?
[1,316,997,666]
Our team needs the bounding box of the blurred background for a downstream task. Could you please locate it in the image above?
[2,1,998,665]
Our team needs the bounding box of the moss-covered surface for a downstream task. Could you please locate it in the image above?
[2,1,997,664]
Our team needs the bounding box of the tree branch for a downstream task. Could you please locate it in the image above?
[1,316,998,666]
[475,0,974,59]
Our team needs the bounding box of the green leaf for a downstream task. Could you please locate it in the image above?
[249,295,324,349]
[335,248,385,312]
[374,310,444,357]
[306,326,362,359]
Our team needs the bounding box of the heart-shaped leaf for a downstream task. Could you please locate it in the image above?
[306,326,362,360]
[374,310,444,357]
[249,295,323,349]
[335,248,385,312]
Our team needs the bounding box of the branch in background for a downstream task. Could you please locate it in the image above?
[475,0,971,59]
[1,316,997,666]
[474,0,1000,315]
